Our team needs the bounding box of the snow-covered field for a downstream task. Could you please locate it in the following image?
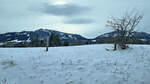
[0,44,150,84]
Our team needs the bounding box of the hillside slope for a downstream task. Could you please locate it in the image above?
[0,29,87,43]
[95,31,150,44]
[0,44,150,84]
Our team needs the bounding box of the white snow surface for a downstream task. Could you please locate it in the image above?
[10,39,22,43]
[26,37,31,42]
[92,40,96,42]
[68,35,73,39]
[0,44,150,84]
[102,34,109,37]
[140,39,147,42]
[0,43,4,46]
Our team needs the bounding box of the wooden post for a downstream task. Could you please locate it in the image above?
[46,36,49,52]
[114,42,117,50]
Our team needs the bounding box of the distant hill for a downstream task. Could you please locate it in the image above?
[95,31,150,44]
[0,29,150,47]
[0,29,87,43]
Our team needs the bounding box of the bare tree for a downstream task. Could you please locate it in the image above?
[106,12,143,50]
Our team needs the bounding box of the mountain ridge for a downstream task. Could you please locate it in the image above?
[0,29,150,46]
[0,28,87,43]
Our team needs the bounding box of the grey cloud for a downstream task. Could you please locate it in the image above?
[40,3,91,16]
[64,18,94,24]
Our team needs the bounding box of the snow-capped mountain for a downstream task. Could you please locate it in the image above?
[0,29,150,46]
[0,29,87,43]
[95,31,150,44]
[96,31,150,39]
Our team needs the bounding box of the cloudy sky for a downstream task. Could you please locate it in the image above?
[0,0,149,38]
